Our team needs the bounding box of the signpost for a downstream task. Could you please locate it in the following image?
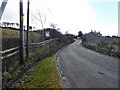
[45,31,51,55]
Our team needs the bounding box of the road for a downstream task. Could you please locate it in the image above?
[57,39,118,88]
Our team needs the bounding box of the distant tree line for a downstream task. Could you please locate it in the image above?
[2,22,19,28]
[1,22,33,30]
[43,28,75,46]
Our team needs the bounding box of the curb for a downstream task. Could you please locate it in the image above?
[55,50,71,88]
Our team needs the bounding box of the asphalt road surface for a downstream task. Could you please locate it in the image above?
[57,39,118,88]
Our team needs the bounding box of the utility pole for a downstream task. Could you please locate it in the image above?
[26,0,30,60]
[0,0,8,20]
[19,0,25,64]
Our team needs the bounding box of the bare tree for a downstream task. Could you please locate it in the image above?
[3,22,7,27]
[6,22,9,27]
[16,23,19,28]
[32,10,46,41]
[11,23,14,28]
[50,23,57,29]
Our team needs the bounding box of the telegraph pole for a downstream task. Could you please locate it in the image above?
[19,0,25,64]
[26,0,30,60]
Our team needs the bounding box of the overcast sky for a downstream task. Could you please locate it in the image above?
[0,0,119,36]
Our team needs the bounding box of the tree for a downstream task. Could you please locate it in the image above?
[32,9,46,41]
[11,23,14,28]
[16,23,19,27]
[50,23,57,29]
[3,22,7,27]
[32,10,46,29]
[78,31,83,37]
[29,26,32,30]
[6,22,9,27]
[65,31,69,34]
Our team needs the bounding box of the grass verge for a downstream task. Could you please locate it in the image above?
[15,55,62,88]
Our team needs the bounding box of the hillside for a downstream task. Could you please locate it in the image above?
[1,27,42,50]
[82,31,120,58]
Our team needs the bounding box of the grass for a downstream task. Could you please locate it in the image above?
[15,55,62,88]
[1,27,42,50]
[2,27,64,88]
[2,28,20,38]
[1,27,42,42]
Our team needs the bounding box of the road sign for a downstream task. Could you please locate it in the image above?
[45,31,50,37]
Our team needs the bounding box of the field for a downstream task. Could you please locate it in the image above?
[1,27,42,50]
[13,55,62,88]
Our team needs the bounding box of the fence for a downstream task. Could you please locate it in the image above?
[1,38,59,88]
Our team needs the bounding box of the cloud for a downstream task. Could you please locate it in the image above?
[88,0,119,2]
[90,23,118,36]
[0,0,118,36]
[38,0,97,34]
[1,0,19,22]
[26,0,97,34]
